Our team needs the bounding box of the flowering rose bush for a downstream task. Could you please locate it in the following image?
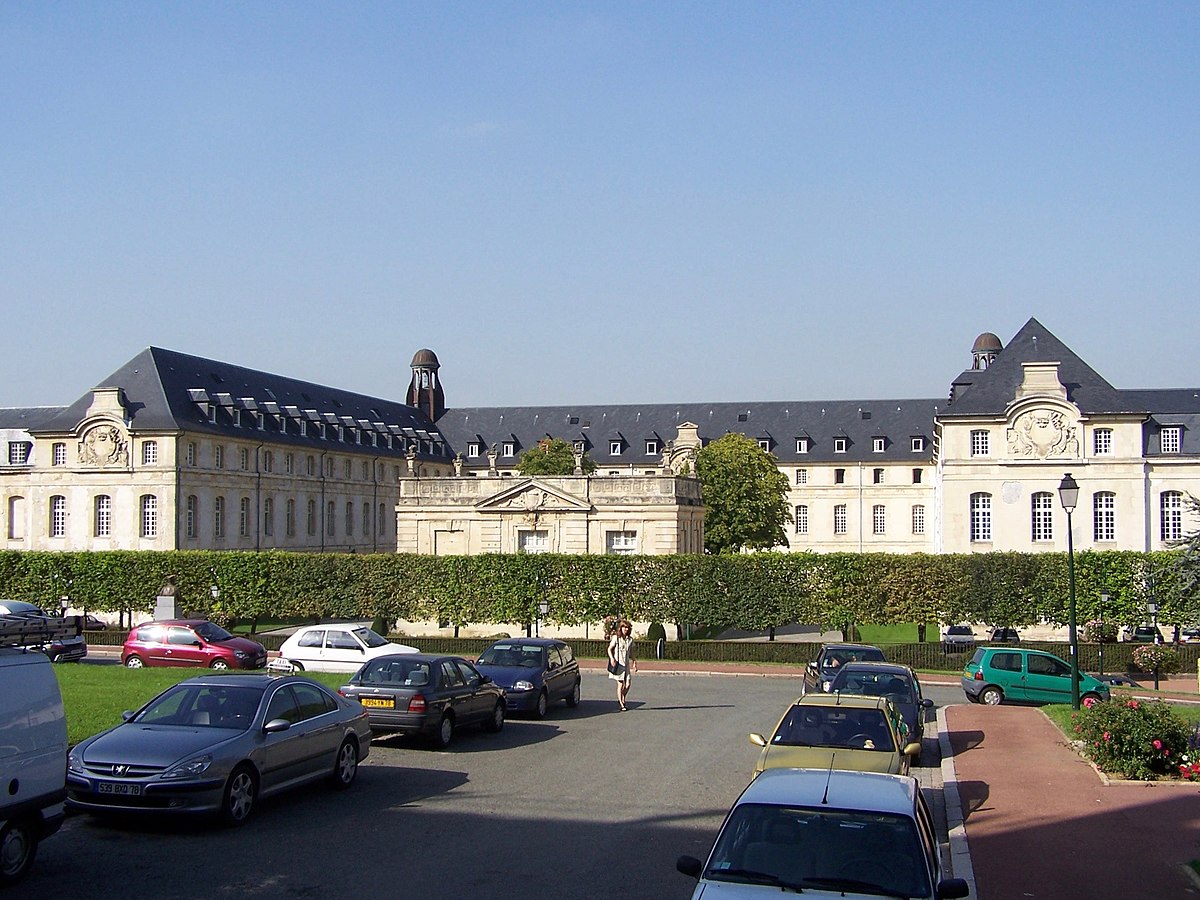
[1131,644,1181,674]
[1073,699,1191,780]
[1083,619,1118,643]
[1180,725,1200,782]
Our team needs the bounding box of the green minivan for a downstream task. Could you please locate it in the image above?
[961,646,1111,706]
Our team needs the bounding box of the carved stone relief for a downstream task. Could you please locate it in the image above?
[1006,408,1079,459]
[78,423,129,468]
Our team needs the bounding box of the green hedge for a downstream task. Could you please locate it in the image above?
[6,546,1197,636]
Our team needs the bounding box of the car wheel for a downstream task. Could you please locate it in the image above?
[980,686,1003,706]
[288,659,305,671]
[210,659,230,671]
[219,765,257,826]
[432,713,454,749]
[0,820,37,886]
[124,655,144,669]
[565,680,581,708]
[1081,693,1102,709]
[534,690,548,719]
[331,738,359,789]
[484,702,505,733]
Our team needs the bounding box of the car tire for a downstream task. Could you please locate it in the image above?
[565,680,581,708]
[534,691,548,719]
[0,820,37,886]
[1081,693,1102,709]
[219,765,257,827]
[124,655,144,669]
[331,738,359,789]
[210,659,230,671]
[980,686,1003,706]
[288,660,305,672]
[432,713,454,749]
[484,702,505,733]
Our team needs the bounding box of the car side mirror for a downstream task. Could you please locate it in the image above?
[921,698,934,709]
[480,675,492,684]
[263,718,291,734]
[748,733,767,747]
[676,856,703,878]
[121,709,136,722]
[937,877,970,899]
[192,640,203,648]
[904,741,922,757]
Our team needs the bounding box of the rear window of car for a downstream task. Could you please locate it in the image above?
[988,651,1023,672]
[358,657,432,686]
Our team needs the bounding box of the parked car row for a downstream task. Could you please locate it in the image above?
[678,640,968,899]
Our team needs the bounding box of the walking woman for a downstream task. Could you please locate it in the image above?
[608,619,637,711]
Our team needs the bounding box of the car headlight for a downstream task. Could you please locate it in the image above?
[68,750,84,774]
[513,680,534,692]
[822,682,832,693]
[163,755,214,779]
[234,650,249,659]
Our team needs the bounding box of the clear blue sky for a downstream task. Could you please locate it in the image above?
[2,3,1197,410]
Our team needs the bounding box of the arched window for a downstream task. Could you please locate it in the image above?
[1093,492,1116,542]
[970,493,992,542]
[7,496,25,540]
[1160,491,1183,542]
[1031,492,1054,542]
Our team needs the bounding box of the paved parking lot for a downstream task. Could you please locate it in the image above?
[28,672,960,900]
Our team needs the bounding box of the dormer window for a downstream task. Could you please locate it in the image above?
[502,442,515,457]
[573,440,585,453]
[1161,426,1182,454]
[757,439,770,452]
[645,440,659,456]
[610,440,622,456]
[796,438,810,454]
[872,437,885,453]
[467,442,481,458]
[834,437,848,453]
[207,406,217,424]
[911,437,924,452]
[231,409,242,427]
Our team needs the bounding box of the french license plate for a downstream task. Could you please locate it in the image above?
[97,781,142,796]
[359,697,395,709]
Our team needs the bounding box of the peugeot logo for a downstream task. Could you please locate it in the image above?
[111,764,130,777]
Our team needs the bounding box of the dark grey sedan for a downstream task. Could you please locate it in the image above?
[338,653,506,748]
[825,661,934,754]
[66,674,371,825]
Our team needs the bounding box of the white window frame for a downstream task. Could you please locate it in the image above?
[52,442,67,466]
[610,441,622,456]
[1161,426,1182,454]
[795,468,807,485]
[214,496,225,538]
[833,504,847,535]
[142,441,158,465]
[519,530,549,554]
[1031,492,1054,542]
[645,440,659,456]
[1161,491,1183,542]
[873,437,885,453]
[796,438,810,454]
[757,439,770,452]
[970,493,992,542]
[872,504,885,535]
[49,495,66,538]
[140,494,157,538]
[1092,428,1113,456]
[185,495,196,539]
[795,504,808,534]
[502,442,515,457]
[1093,492,1116,542]
[95,495,112,537]
[910,437,924,452]
[606,530,638,555]
[911,504,925,535]
[833,437,847,454]
[467,442,481,458]
[970,430,990,457]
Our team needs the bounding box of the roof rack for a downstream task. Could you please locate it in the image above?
[0,613,79,649]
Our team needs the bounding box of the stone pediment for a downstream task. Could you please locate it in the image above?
[475,479,592,514]
[1005,401,1080,460]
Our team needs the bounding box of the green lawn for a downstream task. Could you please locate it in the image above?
[857,624,939,644]
[53,666,347,745]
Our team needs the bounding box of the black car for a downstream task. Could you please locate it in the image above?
[802,643,885,694]
[338,653,506,748]
[474,638,581,718]
[0,600,87,662]
[988,627,1020,643]
[826,661,934,754]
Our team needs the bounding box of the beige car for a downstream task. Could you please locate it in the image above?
[749,694,921,777]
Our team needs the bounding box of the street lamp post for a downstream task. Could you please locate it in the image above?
[537,597,550,637]
[1058,473,1081,711]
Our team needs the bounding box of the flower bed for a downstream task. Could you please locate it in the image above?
[1072,699,1196,781]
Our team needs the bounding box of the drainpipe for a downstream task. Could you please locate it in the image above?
[371,456,381,553]
[255,443,263,552]
[320,451,327,552]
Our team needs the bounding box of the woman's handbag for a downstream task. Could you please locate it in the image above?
[607,658,624,676]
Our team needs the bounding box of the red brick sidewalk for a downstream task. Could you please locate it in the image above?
[945,704,1200,900]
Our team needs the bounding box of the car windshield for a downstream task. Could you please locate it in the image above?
[772,706,896,752]
[193,621,235,642]
[477,643,545,667]
[134,684,264,730]
[947,626,972,635]
[0,600,46,615]
[705,803,931,898]
[352,627,390,648]
[832,671,915,705]
[356,656,433,687]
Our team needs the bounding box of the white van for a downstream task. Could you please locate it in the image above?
[0,616,69,885]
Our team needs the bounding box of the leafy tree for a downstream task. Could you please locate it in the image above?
[695,433,792,554]
[516,438,596,476]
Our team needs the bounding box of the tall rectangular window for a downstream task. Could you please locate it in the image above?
[327,501,336,536]
[52,442,67,466]
[833,504,847,535]
[239,497,250,537]
[49,495,66,537]
[872,504,886,535]
[794,505,808,534]
[1031,492,1054,542]
[1161,426,1182,454]
[284,453,294,474]
[362,502,370,535]
[1093,428,1112,455]
[910,437,924,452]
[645,440,659,456]
[285,498,296,536]
[140,495,157,538]
[872,437,885,453]
[970,493,992,542]
[345,501,354,536]
[307,455,316,476]
[873,468,884,484]
[9,442,31,465]
[795,469,807,485]
[186,442,196,466]
[185,495,196,539]
[214,496,225,538]
[912,468,922,484]
[240,448,249,471]
[142,441,158,465]
[263,497,274,536]
[1093,492,1116,542]
[970,430,990,456]
[215,445,225,469]
[911,504,925,535]
[95,495,111,537]
[307,499,317,536]
[834,468,846,485]
[263,451,274,473]
[1161,491,1183,542]
[378,502,387,536]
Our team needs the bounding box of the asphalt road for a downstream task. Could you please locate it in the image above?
[27,673,962,900]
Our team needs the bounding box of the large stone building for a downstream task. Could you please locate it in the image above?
[2,318,1198,557]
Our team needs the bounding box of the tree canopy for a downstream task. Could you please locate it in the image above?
[516,438,597,476]
[695,432,793,554]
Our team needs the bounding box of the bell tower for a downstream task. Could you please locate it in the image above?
[408,349,445,421]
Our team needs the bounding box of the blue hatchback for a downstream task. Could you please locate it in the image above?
[475,638,582,718]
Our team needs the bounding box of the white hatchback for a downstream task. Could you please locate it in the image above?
[276,624,418,673]
[676,768,969,899]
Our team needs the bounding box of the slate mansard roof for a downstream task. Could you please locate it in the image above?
[30,347,450,458]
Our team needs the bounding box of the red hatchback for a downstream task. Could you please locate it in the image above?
[122,620,267,670]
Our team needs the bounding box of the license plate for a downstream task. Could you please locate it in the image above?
[359,697,395,709]
[97,781,143,796]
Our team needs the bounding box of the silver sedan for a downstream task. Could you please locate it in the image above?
[66,674,370,826]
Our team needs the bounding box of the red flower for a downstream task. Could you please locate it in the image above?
[1153,739,1163,750]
